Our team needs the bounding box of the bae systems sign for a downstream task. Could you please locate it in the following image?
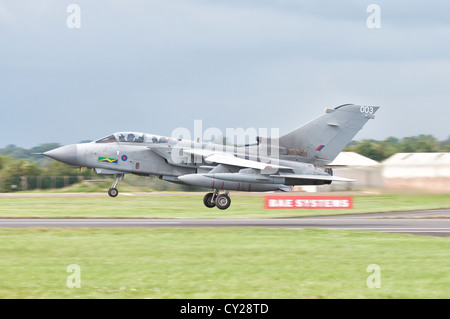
[265,196,353,209]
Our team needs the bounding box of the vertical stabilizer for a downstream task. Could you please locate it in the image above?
[278,104,379,165]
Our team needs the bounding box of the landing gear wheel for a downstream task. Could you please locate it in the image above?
[203,193,216,208]
[215,194,231,210]
[108,188,119,198]
[108,174,124,198]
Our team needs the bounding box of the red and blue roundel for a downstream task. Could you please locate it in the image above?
[121,155,128,161]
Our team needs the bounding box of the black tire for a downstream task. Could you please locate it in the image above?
[203,193,216,208]
[108,188,119,198]
[215,194,231,210]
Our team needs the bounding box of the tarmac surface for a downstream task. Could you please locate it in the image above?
[1,209,449,237]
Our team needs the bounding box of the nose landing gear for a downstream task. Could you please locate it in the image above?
[108,174,124,198]
[203,190,231,210]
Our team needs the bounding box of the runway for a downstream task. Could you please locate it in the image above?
[1,209,450,237]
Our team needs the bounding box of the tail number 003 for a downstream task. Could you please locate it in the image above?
[360,106,374,114]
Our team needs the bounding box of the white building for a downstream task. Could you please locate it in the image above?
[382,153,450,192]
[297,152,381,192]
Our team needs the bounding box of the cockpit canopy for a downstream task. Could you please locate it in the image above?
[95,132,175,144]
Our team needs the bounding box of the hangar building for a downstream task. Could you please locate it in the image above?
[298,152,381,192]
[382,153,450,193]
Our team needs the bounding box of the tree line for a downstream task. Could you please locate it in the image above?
[343,134,450,162]
[0,144,93,192]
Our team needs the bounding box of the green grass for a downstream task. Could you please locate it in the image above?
[0,193,449,299]
[0,193,449,218]
[0,228,448,298]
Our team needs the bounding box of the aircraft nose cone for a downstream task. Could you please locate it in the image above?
[44,144,79,166]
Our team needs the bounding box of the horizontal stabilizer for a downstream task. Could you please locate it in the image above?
[277,185,292,192]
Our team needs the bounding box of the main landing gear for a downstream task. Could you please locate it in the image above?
[108,174,124,198]
[203,190,231,210]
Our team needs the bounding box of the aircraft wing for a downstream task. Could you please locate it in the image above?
[183,149,292,174]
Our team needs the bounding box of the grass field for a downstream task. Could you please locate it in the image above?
[0,193,449,218]
[0,193,449,299]
[0,227,449,298]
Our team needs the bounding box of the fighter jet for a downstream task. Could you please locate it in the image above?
[43,104,379,209]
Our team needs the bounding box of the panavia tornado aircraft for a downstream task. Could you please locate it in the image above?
[43,104,379,209]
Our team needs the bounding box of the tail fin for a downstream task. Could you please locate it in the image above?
[278,104,379,166]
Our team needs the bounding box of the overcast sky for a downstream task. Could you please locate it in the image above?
[1,0,449,148]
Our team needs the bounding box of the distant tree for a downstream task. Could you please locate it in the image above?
[0,145,24,158]
[0,143,62,168]
[398,135,439,153]
[0,159,42,192]
[29,143,62,155]
[345,135,447,161]
[45,161,93,177]
[377,140,397,160]
[384,137,400,145]
[0,155,5,171]
[439,135,450,152]
[354,140,385,162]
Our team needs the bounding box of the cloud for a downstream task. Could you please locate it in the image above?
[0,0,449,147]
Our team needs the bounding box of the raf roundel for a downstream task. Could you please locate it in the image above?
[121,155,128,162]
